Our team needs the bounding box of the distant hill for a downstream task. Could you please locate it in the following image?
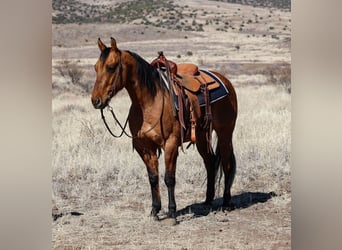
[212,0,290,10]
[53,0,190,25]
[52,0,290,26]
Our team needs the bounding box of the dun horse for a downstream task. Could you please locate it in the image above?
[91,37,237,222]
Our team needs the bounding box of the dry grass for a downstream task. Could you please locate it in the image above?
[52,83,290,249]
[234,84,291,194]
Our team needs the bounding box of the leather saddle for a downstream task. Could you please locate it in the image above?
[176,64,220,93]
[151,51,226,148]
[151,52,220,93]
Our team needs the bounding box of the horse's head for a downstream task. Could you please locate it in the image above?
[91,37,124,109]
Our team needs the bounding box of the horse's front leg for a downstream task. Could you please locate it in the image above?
[134,141,161,219]
[164,136,179,220]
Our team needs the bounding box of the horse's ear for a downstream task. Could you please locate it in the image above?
[110,37,119,51]
[98,38,106,52]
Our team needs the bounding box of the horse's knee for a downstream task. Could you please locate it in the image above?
[148,171,159,187]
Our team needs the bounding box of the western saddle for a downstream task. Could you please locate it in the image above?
[151,51,221,150]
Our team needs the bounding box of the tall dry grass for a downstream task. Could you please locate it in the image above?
[52,83,290,212]
[233,85,291,194]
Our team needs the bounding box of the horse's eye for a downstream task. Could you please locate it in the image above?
[107,64,116,73]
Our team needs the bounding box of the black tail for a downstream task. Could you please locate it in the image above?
[227,151,236,191]
[212,132,223,195]
[212,131,236,196]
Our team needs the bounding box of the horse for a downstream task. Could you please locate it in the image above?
[91,37,238,223]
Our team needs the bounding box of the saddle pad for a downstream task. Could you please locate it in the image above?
[197,69,229,107]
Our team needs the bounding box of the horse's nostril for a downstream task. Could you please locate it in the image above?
[92,97,102,108]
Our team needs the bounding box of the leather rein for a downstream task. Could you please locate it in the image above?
[101,105,132,138]
[100,54,165,139]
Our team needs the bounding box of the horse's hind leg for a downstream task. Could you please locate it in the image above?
[216,131,236,208]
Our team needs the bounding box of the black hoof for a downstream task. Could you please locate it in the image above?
[150,212,159,221]
[150,208,160,219]
[168,210,176,219]
[151,215,159,221]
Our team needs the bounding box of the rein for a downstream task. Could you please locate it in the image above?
[101,99,165,139]
[101,106,132,138]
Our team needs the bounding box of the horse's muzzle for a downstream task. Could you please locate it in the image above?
[92,97,103,109]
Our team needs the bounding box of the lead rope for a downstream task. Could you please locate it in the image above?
[101,106,132,138]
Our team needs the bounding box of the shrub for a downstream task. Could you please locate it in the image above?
[264,63,291,93]
[55,59,92,92]
[56,59,84,86]
[68,64,84,85]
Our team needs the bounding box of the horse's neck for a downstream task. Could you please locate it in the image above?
[125,81,162,112]
[122,52,163,110]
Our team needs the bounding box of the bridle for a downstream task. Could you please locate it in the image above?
[99,53,132,138]
[99,53,166,139]
[105,52,123,105]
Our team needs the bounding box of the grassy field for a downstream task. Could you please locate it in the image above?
[52,83,290,249]
[52,0,291,249]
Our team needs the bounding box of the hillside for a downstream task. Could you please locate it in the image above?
[52,0,290,26]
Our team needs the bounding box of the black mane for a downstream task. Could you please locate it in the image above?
[127,51,164,97]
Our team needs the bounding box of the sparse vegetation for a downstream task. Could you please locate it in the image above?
[211,0,291,10]
[56,59,84,85]
[52,0,206,31]
[54,58,95,94]
[265,63,291,93]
